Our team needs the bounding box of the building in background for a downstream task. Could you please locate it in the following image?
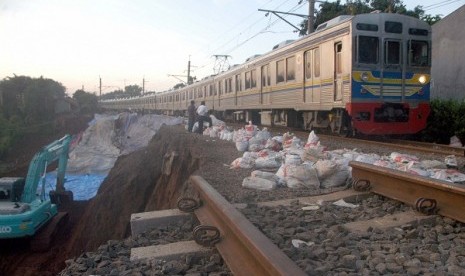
[431,5,465,101]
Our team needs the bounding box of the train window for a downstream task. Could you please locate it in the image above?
[305,51,312,79]
[409,28,428,36]
[245,71,251,89]
[261,64,270,87]
[218,80,222,95]
[251,69,257,88]
[286,56,295,81]
[358,36,379,64]
[356,23,378,32]
[235,74,242,92]
[385,21,402,34]
[385,40,401,65]
[226,78,232,93]
[409,40,429,67]
[335,43,343,74]
[276,60,285,83]
[314,48,320,78]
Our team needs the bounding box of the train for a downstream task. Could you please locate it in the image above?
[100,12,432,136]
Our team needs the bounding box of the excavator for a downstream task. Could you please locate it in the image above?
[0,134,73,251]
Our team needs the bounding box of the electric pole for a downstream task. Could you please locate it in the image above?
[142,77,146,95]
[308,0,315,34]
[99,76,102,97]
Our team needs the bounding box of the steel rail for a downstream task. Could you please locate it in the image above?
[318,134,464,157]
[386,139,465,157]
[350,161,465,223]
[189,175,306,276]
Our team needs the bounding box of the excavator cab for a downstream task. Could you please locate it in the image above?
[0,135,72,251]
[0,177,25,202]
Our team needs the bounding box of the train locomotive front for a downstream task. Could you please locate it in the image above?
[347,13,431,135]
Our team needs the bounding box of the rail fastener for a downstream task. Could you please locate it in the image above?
[350,161,465,223]
[186,175,307,276]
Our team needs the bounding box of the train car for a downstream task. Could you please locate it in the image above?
[100,12,431,136]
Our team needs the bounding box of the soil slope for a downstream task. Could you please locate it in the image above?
[0,124,235,275]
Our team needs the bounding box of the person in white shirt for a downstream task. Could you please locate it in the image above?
[196,101,212,134]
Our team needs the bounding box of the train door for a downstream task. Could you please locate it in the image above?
[303,50,312,103]
[304,48,321,103]
[313,48,321,103]
[334,42,343,101]
[217,80,222,108]
[261,64,270,105]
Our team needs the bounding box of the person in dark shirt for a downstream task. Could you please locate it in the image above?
[187,100,196,132]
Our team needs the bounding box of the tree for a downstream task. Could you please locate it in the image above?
[73,89,98,114]
[173,83,186,89]
[124,85,142,97]
[298,0,441,36]
[0,75,65,123]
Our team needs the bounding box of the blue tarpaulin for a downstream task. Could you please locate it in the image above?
[44,173,106,201]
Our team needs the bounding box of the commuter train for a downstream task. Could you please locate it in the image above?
[100,12,432,135]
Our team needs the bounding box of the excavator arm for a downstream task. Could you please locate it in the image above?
[21,135,71,203]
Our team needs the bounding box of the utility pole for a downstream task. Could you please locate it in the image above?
[168,56,196,85]
[187,58,192,85]
[308,0,315,34]
[99,76,102,97]
[142,77,146,95]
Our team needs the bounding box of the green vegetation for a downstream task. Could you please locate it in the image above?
[73,89,99,114]
[299,0,442,36]
[0,75,102,159]
[99,84,147,101]
[420,99,465,145]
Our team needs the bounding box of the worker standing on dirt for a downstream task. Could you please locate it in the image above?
[187,100,196,132]
[196,101,212,134]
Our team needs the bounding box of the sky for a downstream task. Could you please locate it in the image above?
[1,0,464,96]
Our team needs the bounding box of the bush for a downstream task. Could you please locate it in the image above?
[420,99,465,144]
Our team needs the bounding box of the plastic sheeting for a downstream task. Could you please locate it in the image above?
[44,113,183,200]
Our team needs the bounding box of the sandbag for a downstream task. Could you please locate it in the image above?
[242,176,277,191]
[320,169,349,189]
[314,159,338,180]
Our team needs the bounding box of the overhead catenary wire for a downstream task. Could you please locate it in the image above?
[422,0,464,11]
[194,0,307,73]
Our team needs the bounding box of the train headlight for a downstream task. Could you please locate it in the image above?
[361,72,369,82]
[418,75,426,84]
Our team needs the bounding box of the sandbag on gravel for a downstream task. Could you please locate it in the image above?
[254,155,282,169]
[251,170,280,183]
[242,176,277,191]
[320,168,350,189]
[282,163,320,189]
[314,159,338,180]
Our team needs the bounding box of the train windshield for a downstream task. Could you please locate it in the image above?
[409,40,429,67]
[358,36,379,64]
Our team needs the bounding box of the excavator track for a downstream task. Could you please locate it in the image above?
[30,212,69,252]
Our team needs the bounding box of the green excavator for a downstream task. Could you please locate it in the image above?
[0,134,73,251]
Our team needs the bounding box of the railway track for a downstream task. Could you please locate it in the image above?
[351,160,465,223]
[317,134,465,157]
[229,121,464,157]
[179,176,307,275]
[178,171,465,274]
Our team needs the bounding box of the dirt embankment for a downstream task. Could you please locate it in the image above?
[0,124,207,276]
[65,125,203,256]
